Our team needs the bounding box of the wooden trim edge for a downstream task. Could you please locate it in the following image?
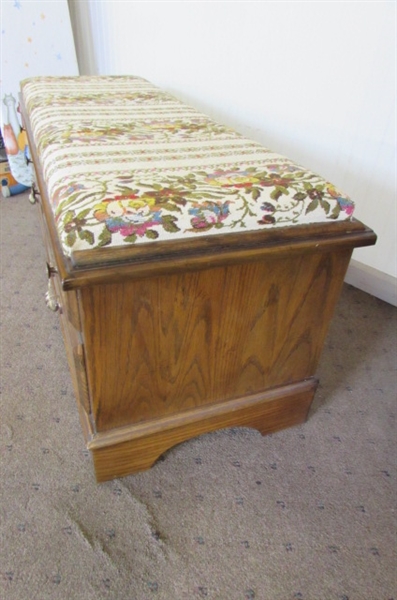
[90,378,318,481]
[87,378,318,451]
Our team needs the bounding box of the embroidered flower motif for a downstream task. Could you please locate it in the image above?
[327,184,354,216]
[258,214,276,225]
[293,192,307,202]
[336,197,354,216]
[261,175,293,189]
[94,195,162,240]
[54,166,355,251]
[205,168,295,204]
[55,168,355,250]
[266,163,301,173]
[260,202,276,213]
[188,201,231,231]
[61,209,93,248]
[141,187,188,207]
[205,169,261,188]
[307,187,325,200]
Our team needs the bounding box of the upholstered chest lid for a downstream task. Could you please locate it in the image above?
[21,76,354,258]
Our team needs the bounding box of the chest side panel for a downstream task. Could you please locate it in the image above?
[80,248,352,432]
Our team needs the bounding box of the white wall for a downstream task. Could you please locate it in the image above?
[68,0,396,302]
[1,0,78,188]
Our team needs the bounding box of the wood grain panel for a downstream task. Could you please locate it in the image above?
[80,248,351,432]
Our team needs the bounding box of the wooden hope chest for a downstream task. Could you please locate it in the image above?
[21,76,376,482]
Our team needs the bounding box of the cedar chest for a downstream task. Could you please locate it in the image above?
[21,76,376,481]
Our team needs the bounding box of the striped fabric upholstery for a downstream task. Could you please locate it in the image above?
[22,76,354,256]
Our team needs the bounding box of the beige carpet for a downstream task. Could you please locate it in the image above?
[1,192,396,600]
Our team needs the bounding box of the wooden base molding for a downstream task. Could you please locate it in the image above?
[89,379,318,482]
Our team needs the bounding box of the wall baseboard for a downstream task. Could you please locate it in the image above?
[345,259,397,306]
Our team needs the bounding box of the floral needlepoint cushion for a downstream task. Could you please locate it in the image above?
[21,76,354,256]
